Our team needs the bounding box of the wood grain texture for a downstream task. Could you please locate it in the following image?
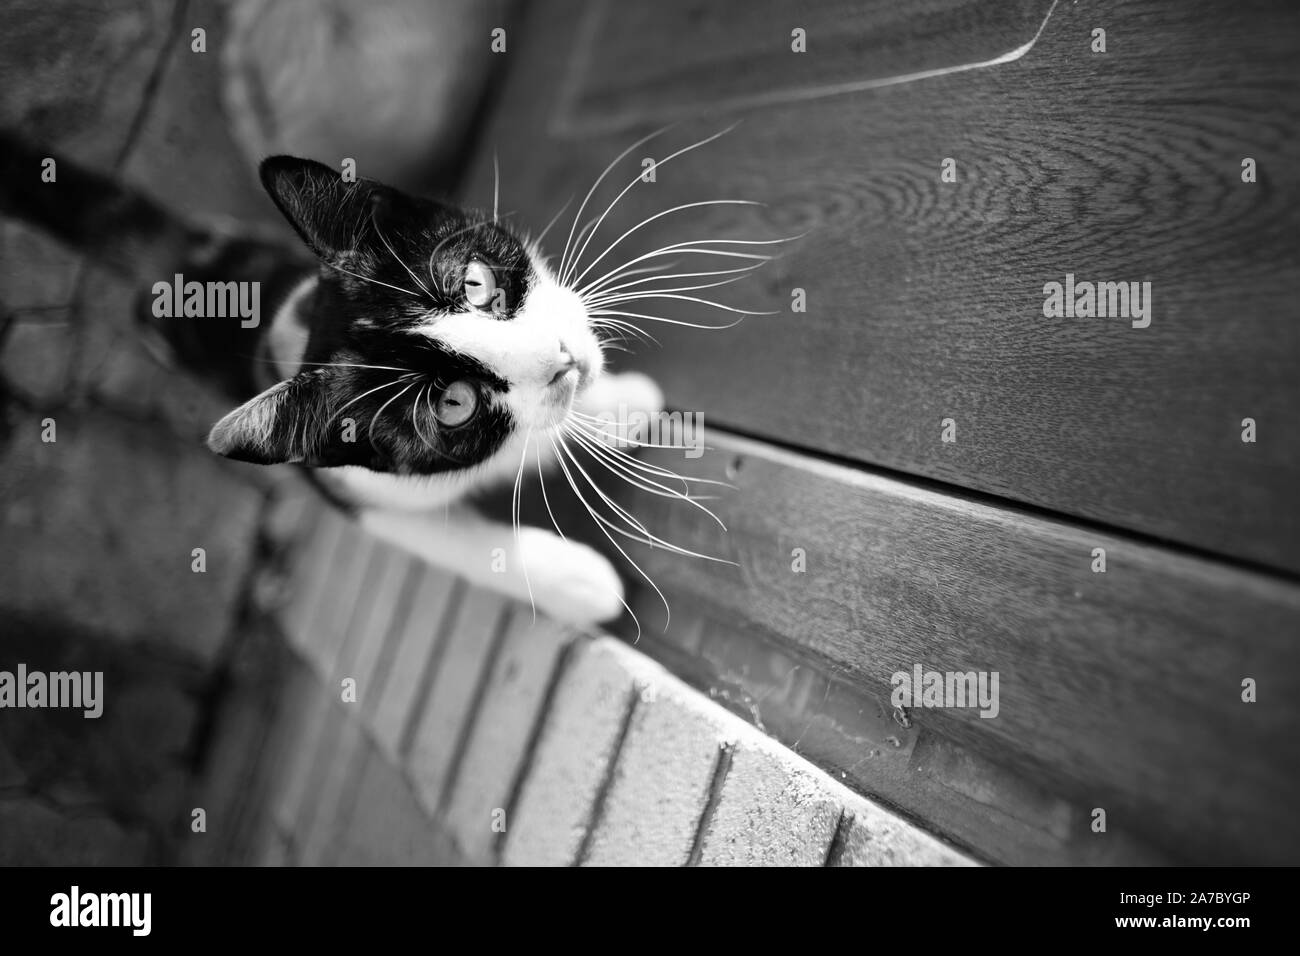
[560,0,1058,134]
[603,431,1300,865]
[468,0,1300,573]
[635,604,1171,865]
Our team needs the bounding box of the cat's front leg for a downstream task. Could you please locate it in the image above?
[357,503,625,627]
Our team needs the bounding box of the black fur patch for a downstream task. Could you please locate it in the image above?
[0,134,537,478]
[216,157,540,474]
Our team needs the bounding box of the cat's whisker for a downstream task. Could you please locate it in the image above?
[553,434,736,637]
[581,262,762,300]
[571,445,728,507]
[591,332,638,352]
[548,431,672,632]
[565,431,693,501]
[560,425,693,528]
[368,381,417,441]
[323,260,422,299]
[563,423,728,531]
[593,232,801,270]
[291,361,413,373]
[558,124,676,284]
[595,329,657,350]
[568,413,713,455]
[564,217,601,278]
[533,195,574,250]
[567,416,734,488]
[409,384,421,442]
[492,151,500,224]
[592,336,633,353]
[571,199,761,289]
[593,291,773,315]
[580,260,679,295]
[587,307,747,331]
[536,435,642,642]
[557,443,663,547]
[564,124,739,287]
[567,428,724,486]
[327,375,410,427]
[423,385,441,448]
[372,215,434,299]
[577,244,781,295]
[513,429,537,623]
[411,384,433,447]
[591,313,654,335]
[641,246,776,262]
[673,233,809,248]
[590,318,660,348]
[582,272,757,308]
[565,449,728,536]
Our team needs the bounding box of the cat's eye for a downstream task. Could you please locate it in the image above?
[435,380,478,427]
[463,260,497,310]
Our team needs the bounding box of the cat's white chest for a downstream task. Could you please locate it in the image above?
[329,467,466,510]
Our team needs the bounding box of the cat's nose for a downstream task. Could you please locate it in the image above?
[547,343,578,385]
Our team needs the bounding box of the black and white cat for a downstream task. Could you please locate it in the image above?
[226,154,665,625]
[1,130,759,628]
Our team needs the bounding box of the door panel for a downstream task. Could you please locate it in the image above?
[468,0,1300,574]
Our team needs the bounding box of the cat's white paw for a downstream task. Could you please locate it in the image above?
[516,527,625,626]
[611,370,664,419]
[579,370,663,418]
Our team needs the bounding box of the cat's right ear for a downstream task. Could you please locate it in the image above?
[207,369,333,465]
[260,156,392,261]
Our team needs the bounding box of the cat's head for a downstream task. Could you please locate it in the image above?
[207,156,600,476]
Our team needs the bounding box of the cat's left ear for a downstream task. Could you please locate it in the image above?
[207,370,334,465]
[259,156,425,261]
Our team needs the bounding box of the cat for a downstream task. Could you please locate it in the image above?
[1,128,759,629]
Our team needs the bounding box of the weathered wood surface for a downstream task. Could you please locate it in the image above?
[467,0,1300,574]
[633,604,1172,866]
[605,431,1300,865]
[558,0,1060,134]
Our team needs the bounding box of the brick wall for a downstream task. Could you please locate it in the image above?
[243,488,976,867]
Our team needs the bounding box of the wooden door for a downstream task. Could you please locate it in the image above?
[464,0,1300,865]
